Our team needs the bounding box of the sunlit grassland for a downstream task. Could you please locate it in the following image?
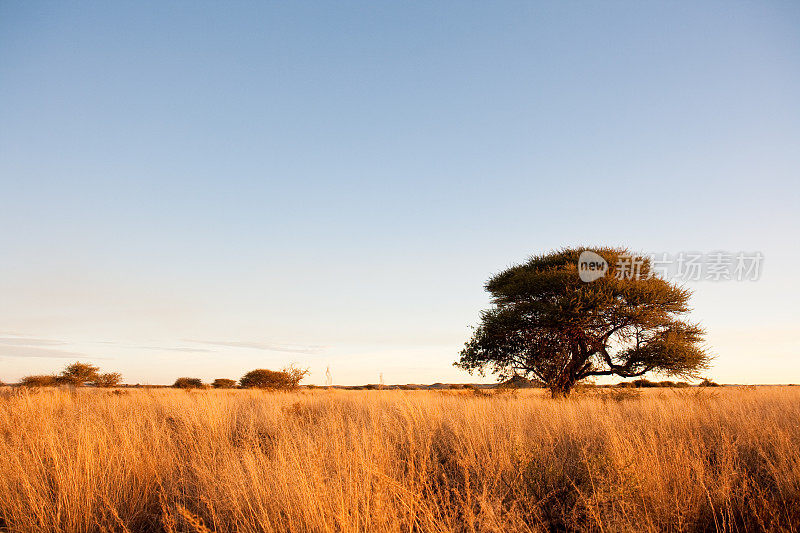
[1,386,798,532]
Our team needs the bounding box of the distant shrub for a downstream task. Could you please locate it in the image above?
[617,379,690,388]
[94,372,123,388]
[598,387,642,402]
[239,365,308,389]
[173,377,204,389]
[212,378,237,389]
[19,375,59,387]
[59,362,100,387]
[700,378,721,387]
[465,384,490,397]
[17,362,122,388]
[498,375,540,389]
[658,380,691,388]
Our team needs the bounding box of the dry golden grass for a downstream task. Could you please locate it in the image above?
[0,386,799,532]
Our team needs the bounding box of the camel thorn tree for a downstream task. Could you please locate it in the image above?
[456,247,709,398]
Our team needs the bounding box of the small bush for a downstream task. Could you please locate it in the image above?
[597,387,641,402]
[212,378,237,389]
[658,380,691,388]
[239,365,308,390]
[465,384,490,397]
[617,379,691,388]
[499,375,538,389]
[59,362,100,387]
[173,377,204,389]
[700,378,721,387]
[94,372,123,388]
[19,375,59,387]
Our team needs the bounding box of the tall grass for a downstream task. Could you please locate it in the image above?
[0,387,798,532]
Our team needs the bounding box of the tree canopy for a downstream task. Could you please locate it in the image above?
[94,372,123,388]
[59,362,100,387]
[212,378,237,389]
[173,377,204,389]
[239,366,308,389]
[456,247,709,397]
[18,362,123,388]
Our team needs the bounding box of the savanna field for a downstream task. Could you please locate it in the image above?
[1,387,799,533]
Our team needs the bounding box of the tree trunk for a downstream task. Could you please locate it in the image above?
[549,378,575,398]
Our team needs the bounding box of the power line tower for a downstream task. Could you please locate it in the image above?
[325,365,332,387]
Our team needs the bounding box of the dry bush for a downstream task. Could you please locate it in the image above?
[574,385,642,402]
[20,363,122,388]
[0,388,799,532]
[59,361,100,387]
[212,378,237,389]
[173,377,204,389]
[18,374,59,387]
[239,365,308,389]
[94,372,123,388]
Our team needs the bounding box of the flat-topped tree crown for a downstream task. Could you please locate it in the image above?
[456,247,709,397]
[59,362,100,387]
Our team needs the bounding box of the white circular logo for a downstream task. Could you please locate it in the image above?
[578,250,608,282]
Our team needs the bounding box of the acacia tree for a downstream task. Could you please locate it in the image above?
[239,365,308,389]
[94,372,123,388]
[19,375,59,387]
[456,247,709,398]
[173,377,204,389]
[212,378,237,389]
[58,362,100,387]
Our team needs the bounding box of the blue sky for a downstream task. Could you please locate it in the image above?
[1,1,799,385]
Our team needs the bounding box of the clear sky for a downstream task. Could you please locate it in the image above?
[1,1,799,385]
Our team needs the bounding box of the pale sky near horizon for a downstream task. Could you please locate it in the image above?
[1,1,799,385]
